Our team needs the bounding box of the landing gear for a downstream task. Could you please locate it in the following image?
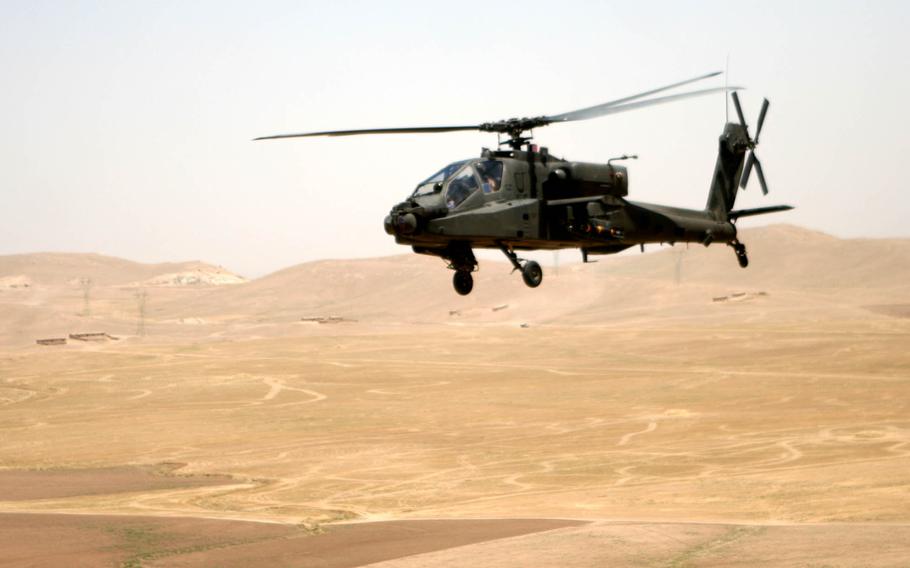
[439,242,477,295]
[433,242,546,294]
[521,261,543,288]
[732,241,749,268]
[500,244,543,288]
[453,270,473,295]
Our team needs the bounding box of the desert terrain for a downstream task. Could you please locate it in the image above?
[1,224,909,566]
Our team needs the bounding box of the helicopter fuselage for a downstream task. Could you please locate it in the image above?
[385,148,736,261]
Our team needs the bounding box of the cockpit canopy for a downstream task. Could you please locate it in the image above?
[412,160,468,197]
[412,159,504,209]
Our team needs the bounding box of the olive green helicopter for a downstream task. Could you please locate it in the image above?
[256,71,792,295]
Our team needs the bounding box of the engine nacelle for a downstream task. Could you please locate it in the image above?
[546,162,628,198]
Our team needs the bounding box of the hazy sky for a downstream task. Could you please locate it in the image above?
[2,1,908,276]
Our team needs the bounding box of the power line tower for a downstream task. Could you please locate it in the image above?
[135,289,147,337]
[79,277,93,316]
[674,247,686,285]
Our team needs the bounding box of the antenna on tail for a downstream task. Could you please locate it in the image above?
[725,55,730,123]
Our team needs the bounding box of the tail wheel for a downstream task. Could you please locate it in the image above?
[453,270,474,295]
[521,261,543,288]
[737,251,749,268]
[733,243,749,268]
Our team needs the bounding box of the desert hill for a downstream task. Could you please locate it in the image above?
[0,253,245,346]
[0,252,244,287]
[165,224,910,326]
[1,224,908,346]
[605,224,910,291]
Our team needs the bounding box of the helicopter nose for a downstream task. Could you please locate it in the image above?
[384,213,418,235]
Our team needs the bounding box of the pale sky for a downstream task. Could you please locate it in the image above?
[2,1,908,277]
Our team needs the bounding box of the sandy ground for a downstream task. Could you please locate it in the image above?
[0,465,231,501]
[0,512,294,568]
[369,521,910,567]
[2,227,909,565]
[0,513,579,568]
[145,518,584,568]
[1,319,909,565]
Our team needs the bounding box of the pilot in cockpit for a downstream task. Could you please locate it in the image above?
[476,160,502,194]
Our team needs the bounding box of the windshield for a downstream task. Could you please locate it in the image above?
[412,159,470,197]
[445,165,480,209]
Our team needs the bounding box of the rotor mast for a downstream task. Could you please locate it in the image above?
[479,116,550,150]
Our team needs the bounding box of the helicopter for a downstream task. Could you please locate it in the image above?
[256,71,792,295]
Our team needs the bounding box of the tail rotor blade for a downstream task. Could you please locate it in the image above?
[754,98,769,143]
[741,152,755,189]
[753,156,769,195]
[735,97,769,193]
[730,91,747,128]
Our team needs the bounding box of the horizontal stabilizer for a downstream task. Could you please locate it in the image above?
[728,205,794,220]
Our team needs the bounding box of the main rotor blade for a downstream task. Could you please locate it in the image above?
[549,86,742,123]
[741,152,755,189]
[754,98,769,143]
[254,125,481,141]
[730,91,747,129]
[753,156,769,195]
[547,70,722,122]
[255,72,739,141]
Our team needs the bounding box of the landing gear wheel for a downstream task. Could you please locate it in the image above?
[736,251,749,268]
[733,243,749,268]
[453,270,473,295]
[521,260,543,288]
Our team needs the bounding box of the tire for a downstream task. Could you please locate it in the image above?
[453,270,473,295]
[734,244,749,268]
[521,261,543,288]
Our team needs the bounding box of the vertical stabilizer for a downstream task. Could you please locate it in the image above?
[705,122,750,220]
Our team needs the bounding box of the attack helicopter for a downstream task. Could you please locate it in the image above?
[256,71,792,295]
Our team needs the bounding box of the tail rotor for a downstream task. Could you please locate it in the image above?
[731,93,770,195]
